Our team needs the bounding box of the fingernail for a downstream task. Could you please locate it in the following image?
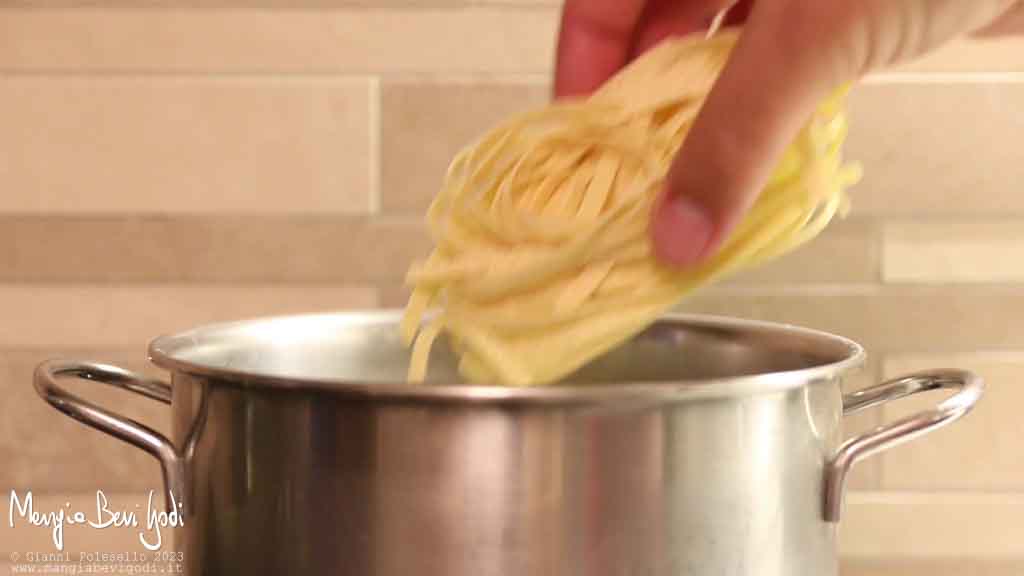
[652,195,715,267]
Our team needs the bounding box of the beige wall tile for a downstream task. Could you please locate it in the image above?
[0,284,376,349]
[0,10,1019,74]
[677,286,1024,352]
[475,0,559,4]
[841,492,1024,559]
[381,81,549,212]
[0,77,372,214]
[726,218,879,285]
[384,82,1022,218]
[879,353,1024,491]
[378,283,412,309]
[845,82,1024,216]
[889,37,1024,73]
[842,559,1024,576]
[0,9,558,73]
[0,352,166,493]
[0,216,428,282]
[6,0,463,5]
[884,220,1024,283]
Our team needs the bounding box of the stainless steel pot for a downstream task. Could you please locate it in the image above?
[34,311,982,576]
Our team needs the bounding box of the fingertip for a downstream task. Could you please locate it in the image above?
[650,189,717,268]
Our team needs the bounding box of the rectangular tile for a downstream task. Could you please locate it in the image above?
[841,559,1024,576]
[0,284,376,349]
[380,81,549,212]
[0,216,428,282]
[844,82,1024,216]
[726,218,879,285]
[1,10,1020,73]
[0,9,558,73]
[841,492,1024,559]
[382,81,1021,218]
[0,10,1019,74]
[0,77,372,214]
[465,0,1019,71]
[378,283,412,309]
[676,285,1024,353]
[888,37,1024,74]
[880,353,1024,491]
[883,220,1024,283]
[475,0,559,4]
[382,81,1024,217]
[5,0,463,5]
[0,351,166,493]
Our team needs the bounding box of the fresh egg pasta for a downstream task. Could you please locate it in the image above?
[401,28,861,386]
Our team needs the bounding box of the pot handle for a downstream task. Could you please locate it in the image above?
[33,360,185,515]
[823,369,983,522]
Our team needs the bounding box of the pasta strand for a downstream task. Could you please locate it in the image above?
[401,28,861,386]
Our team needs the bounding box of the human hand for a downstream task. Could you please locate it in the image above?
[554,0,1024,267]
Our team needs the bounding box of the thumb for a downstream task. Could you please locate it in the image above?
[651,2,854,267]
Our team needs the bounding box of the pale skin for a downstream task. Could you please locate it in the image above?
[553,0,1024,267]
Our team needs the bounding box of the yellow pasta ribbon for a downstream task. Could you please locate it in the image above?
[401,28,862,386]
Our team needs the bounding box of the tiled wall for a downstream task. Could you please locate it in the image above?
[2,2,1023,564]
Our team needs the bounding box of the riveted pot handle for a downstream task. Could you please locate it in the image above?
[823,369,983,523]
[33,360,185,516]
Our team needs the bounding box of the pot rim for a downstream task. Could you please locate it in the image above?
[147,309,866,404]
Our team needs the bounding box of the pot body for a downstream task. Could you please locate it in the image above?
[34,312,983,576]
[172,370,844,576]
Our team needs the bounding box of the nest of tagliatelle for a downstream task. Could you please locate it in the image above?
[400,28,862,387]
